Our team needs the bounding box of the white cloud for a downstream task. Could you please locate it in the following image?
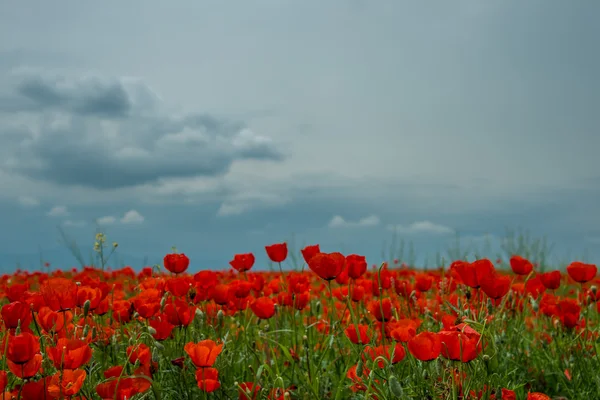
[47,205,69,217]
[17,196,40,207]
[63,219,86,227]
[387,221,454,235]
[97,216,116,225]
[328,214,381,228]
[120,210,144,224]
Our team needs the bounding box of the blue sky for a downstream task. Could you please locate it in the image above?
[0,1,598,272]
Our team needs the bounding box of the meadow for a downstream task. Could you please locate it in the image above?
[0,232,598,399]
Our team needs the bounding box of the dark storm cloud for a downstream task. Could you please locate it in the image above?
[0,70,285,189]
[7,72,132,118]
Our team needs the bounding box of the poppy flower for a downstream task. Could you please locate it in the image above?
[196,368,220,392]
[164,253,190,274]
[230,253,256,273]
[1,301,32,331]
[539,271,561,290]
[527,393,550,400]
[368,298,393,322]
[390,319,419,342]
[308,252,345,281]
[36,306,72,334]
[438,331,481,362]
[7,353,42,379]
[40,278,78,312]
[344,324,371,345]
[479,275,511,300]
[48,369,87,398]
[149,314,175,341]
[0,371,6,394]
[132,289,162,319]
[408,331,441,361]
[5,331,40,365]
[301,245,320,264]
[127,344,152,366]
[239,382,261,400]
[265,243,288,263]
[501,388,516,400]
[184,340,223,368]
[415,275,434,292]
[363,343,406,368]
[96,376,152,400]
[510,255,534,275]
[346,254,367,279]
[164,299,195,327]
[250,296,276,320]
[566,261,597,283]
[47,338,93,370]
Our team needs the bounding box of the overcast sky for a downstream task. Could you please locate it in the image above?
[0,1,598,271]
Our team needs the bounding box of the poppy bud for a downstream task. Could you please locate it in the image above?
[83,299,91,316]
[147,326,157,335]
[217,310,224,326]
[356,360,364,377]
[154,341,164,351]
[389,375,404,397]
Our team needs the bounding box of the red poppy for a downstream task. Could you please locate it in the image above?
[48,369,87,398]
[539,271,561,290]
[4,331,40,365]
[527,393,550,400]
[501,388,516,400]
[96,375,152,400]
[164,299,195,327]
[480,275,511,300]
[196,368,221,392]
[438,330,481,362]
[40,278,78,312]
[408,331,441,361]
[184,340,223,368]
[265,243,288,263]
[300,245,320,264]
[415,275,434,292]
[566,261,597,283]
[1,301,32,331]
[250,296,276,319]
[127,343,152,366]
[510,255,533,275]
[368,298,393,322]
[0,371,6,394]
[346,254,367,279]
[239,382,261,400]
[344,324,371,345]
[308,252,345,281]
[230,253,256,272]
[164,253,190,274]
[47,338,92,370]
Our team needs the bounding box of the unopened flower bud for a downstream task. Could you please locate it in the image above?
[356,360,364,377]
[389,375,404,397]
[83,300,91,316]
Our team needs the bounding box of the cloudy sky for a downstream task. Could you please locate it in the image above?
[0,1,598,272]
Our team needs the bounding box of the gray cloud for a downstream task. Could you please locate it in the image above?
[0,70,284,189]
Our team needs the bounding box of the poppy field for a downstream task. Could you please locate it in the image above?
[1,237,599,400]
